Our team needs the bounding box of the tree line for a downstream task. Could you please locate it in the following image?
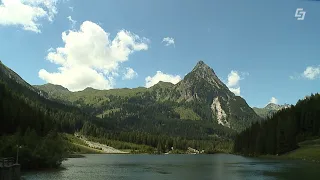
[234,93,320,156]
[80,121,234,153]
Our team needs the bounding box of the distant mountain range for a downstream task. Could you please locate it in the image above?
[0,59,262,140]
[35,61,261,132]
[253,103,292,119]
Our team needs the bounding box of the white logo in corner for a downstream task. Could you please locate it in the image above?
[295,8,306,20]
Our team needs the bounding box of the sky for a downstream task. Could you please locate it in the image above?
[0,0,319,108]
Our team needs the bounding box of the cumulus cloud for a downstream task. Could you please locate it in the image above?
[0,0,60,33]
[67,15,76,28]
[227,70,241,87]
[269,97,278,104]
[229,87,241,96]
[68,6,73,11]
[302,66,320,80]
[145,71,181,88]
[122,67,138,80]
[226,70,247,96]
[39,21,149,91]
[162,37,175,47]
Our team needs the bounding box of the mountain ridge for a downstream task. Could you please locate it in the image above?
[35,60,261,132]
[253,103,292,119]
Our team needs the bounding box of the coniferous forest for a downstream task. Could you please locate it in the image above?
[0,82,68,169]
[234,93,320,156]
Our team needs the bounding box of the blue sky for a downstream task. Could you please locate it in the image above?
[0,0,319,107]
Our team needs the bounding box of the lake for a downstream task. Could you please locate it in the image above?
[22,154,320,180]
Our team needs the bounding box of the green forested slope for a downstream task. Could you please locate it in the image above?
[0,82,68,169]
[234,93,320,156]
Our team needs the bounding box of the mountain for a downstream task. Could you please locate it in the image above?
[35,60,261,132]
[253,103,292,119]
[1,60,238,155]
[265,103,291,111]
[171,61,260,130]
[0,59,263,162]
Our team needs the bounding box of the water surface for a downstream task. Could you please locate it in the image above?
[23,154,320,180]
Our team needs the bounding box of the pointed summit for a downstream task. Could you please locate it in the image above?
[191,60,218,78]
[196,60,206,66]
[175,60,233,103]
[265,103,280,110]
[192,60,211,71]
[183,60,225,90]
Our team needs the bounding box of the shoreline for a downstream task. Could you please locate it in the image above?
[21,152,320,174]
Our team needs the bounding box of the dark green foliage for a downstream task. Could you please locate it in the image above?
[234,93,320,156]
[0,82,69,169]
[0,131,67,170]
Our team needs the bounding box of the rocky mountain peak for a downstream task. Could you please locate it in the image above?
[194,60,206,68]
[182,61,229,92]
[192,60,216,75]
[265,103,281,110]
[265,103,292,110]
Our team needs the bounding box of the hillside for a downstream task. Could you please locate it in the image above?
[283,138,320,162]
[0,80,67,169]
[35,61,261,132]
[234,93,320,156]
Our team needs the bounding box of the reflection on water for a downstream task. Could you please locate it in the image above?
[23,154,320,180]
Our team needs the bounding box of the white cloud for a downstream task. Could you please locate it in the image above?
[145,71,181,88]
[68,6,73,11]
[229,87,240,96]
[227,70,241,87]
[269,97,278,104]
[162,37,175,47]
[39,66,115,92]
[302,66,320,80]
[67,15,76,28]
[226,70,246,96]
[122,67,138,80]
[0,0,60,33]
[39,21,149,91]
